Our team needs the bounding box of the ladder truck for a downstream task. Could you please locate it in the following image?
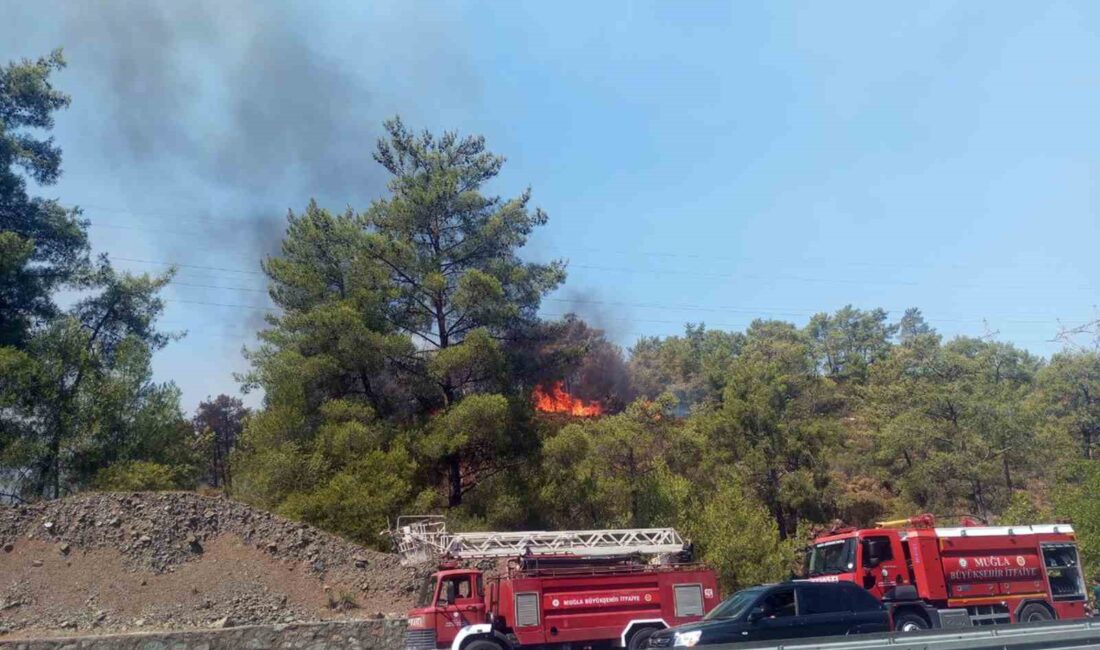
[393,516,720,650]
[803,514,1089,631]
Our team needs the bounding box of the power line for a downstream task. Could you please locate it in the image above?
[107,237,1096,295]
[167,299,272,311]
[159,296,1086,336]
[72,203,231,223]
[76,205,1097,288]
[98,241,1090,329]
[172,281,267,293]
[153,278,1088,328]
[114,256,262,275]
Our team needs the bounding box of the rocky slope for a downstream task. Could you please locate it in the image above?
[0,492,425,638]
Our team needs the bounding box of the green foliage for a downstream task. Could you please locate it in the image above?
[540,396,700,528]
[95,461,191,491]
[236,118,567,539]
[0,52,188,501]
[279,446,417,545]
[862,335,1046,519]
[999,491,1049,525]
[683,476,794,592]
[192,394,250,489]
[698,320,842,538]
[805,306,896,382]
[1,270,188,498]
[0,50,88,348]
[1036,351,1100,460]
[630,324,743,409]
[1055,465,1100,581]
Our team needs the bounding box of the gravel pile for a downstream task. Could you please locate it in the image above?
[0,492,397,575]
[0,492,428,638]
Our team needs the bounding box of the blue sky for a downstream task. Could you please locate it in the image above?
[2,1,1097,409]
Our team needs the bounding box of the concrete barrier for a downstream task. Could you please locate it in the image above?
[0,618,407,650]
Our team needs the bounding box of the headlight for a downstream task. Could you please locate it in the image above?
[673,630,702,647]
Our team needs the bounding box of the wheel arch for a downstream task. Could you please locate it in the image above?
[619,619,669,647]
[1014,599,1056,622]
[890,603,932,629]
[452,624,514,650]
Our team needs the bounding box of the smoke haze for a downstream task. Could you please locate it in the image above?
[0,0,480,403]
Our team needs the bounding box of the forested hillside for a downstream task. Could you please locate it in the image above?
[2,52,1098,594]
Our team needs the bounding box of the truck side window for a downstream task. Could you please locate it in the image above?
[862,536,894,568]
[761,589,796,618]
[439,576,473,604]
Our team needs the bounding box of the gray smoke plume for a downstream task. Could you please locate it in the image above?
[4,0,477,251]
[552,287,631,343]
[0,0,478,399]
[60,1,380,198]
[548,290,637,409]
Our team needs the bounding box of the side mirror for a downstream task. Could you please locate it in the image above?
[747,606,766,623]
[443,581,456,605]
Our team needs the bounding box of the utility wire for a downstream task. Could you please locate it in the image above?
[76,204,1096,285]
[106,242,1096,294]
[158,282,1082,327]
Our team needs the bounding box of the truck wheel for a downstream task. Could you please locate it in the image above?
[464,639,505,650]
[627,626,661,650]
[1018,603,1053,623]
[894,612,929,632]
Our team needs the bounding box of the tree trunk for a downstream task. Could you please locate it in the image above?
[50,426,61,499]
[628,447,639,527]
[211,436,223,488]
[221,435,233,489]
[973,479,988,521]
[767,468,787,540]
[773,505,788,541]
[448,455,462,507]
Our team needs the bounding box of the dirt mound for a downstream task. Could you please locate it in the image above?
[0,492,426,638]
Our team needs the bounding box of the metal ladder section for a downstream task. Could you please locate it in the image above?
[391,515,687,565]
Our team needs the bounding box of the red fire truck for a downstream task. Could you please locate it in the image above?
[392,517,720,650]
[803,514,1088,631]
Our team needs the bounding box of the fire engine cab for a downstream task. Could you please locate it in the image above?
[804,514,1088,631]
[392,516,720,650]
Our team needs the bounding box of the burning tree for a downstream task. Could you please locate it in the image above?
[517,315,635,418]
[533,381,604,417]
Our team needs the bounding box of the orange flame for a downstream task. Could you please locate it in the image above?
[533,382,604,417]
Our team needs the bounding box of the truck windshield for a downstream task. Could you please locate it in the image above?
[415,575,436,608]
[805,538,856,576]
[704,587,763,621]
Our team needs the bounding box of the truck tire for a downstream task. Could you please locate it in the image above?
[894,611,929,632]
[627,626,661,650]
[1018,603,1053,623]
[464,639,505,650]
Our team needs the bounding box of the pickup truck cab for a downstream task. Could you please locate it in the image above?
[647,581,889,646]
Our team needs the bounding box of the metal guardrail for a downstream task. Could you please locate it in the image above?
[704,618,1100,650]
